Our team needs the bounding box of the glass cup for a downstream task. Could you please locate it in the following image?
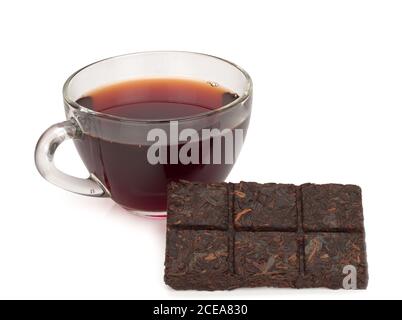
[35,51,253,216]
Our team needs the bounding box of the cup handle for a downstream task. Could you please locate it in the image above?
[35,120,109,197]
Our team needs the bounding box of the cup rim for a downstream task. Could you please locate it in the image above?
[63,51,252,123]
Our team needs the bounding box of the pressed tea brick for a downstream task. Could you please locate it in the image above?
[164,181,368,290]
[167,181,228,229]
[165,230,229,275]
[233,182,297,231]
[302,184,364,232]
[304,233,368,289]
[235,232,299,288]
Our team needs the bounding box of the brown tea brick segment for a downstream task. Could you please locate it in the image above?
[167,180,228,229]
[165,229,229,275]
[233,182,297,231]
[235,232,299,287]
[302,184,364,231]
[304,233,368,289]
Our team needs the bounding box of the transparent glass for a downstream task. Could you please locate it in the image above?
[35,51,253,216]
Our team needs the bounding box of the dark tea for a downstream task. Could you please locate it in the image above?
[74,78,249,211]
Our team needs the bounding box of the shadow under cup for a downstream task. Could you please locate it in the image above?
[35,52,253,215]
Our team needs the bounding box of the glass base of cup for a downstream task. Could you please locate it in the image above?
[121,206,167,219]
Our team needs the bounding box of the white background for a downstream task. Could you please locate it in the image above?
[0,0,401,300]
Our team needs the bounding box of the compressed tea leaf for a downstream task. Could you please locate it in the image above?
[164,180,368,290]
